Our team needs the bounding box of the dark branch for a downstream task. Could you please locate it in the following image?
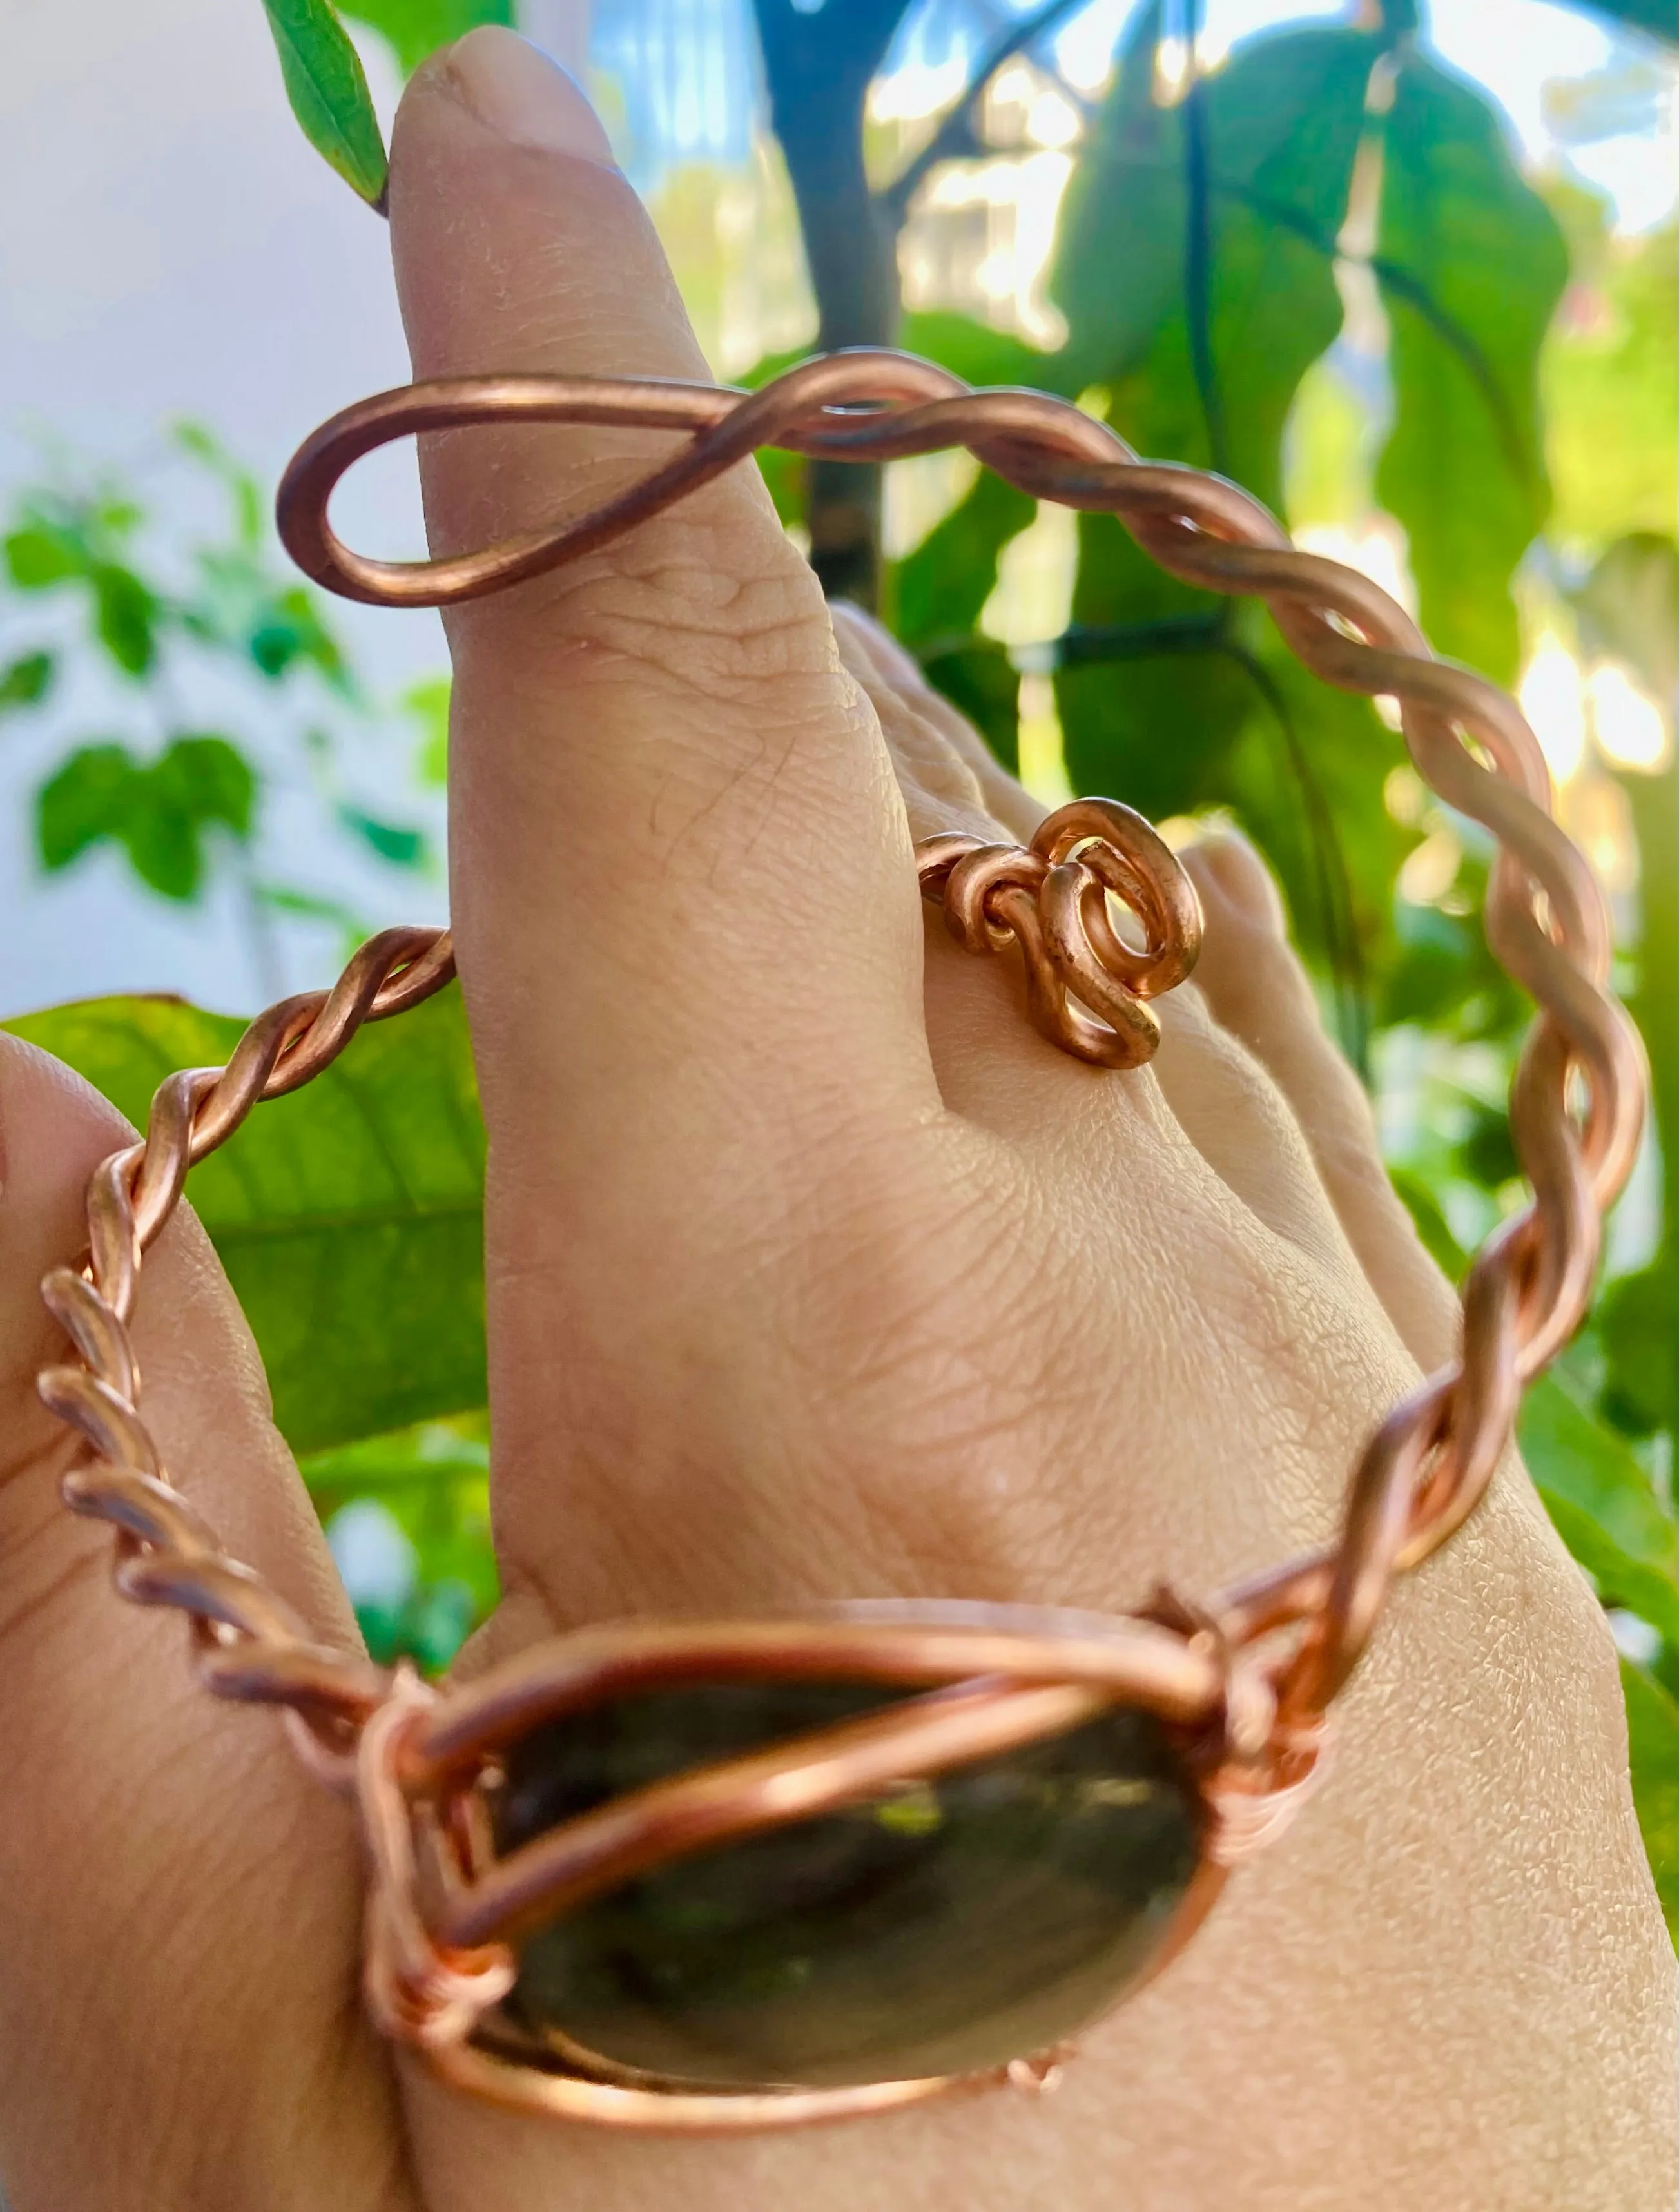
[1020,612,1229,670]
[752,0,918,605]
[879,0,1093,228]
[1179,0,1229,475]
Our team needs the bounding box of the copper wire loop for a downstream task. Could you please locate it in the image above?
[34,348,1645,2126]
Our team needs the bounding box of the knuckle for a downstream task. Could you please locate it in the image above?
[494,500,840,708]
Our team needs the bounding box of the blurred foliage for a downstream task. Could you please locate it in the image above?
[5,991,487,1452]
[1520,1372,1676,1646]
[0,427,434,949]
[1623,1656,1679,1920]
[78,0,1676,1924]
[1375,52,1567,686]
[304,1415,496,1667]
[37,733,253,900]
[1544,194,1678,545]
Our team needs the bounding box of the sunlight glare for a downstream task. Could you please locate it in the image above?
[1588,661,1671,771]
[1519,635,1588,785]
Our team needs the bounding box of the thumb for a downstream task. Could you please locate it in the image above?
[0,1037,404,2211]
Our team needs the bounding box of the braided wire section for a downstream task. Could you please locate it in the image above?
[276,345,1645,1723]
[35,926,455,1782]
[29,349,1647,2120]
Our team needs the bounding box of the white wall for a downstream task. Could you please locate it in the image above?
[0,0,448,1016]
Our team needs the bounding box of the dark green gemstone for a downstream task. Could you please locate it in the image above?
[490,1676,1201,2090]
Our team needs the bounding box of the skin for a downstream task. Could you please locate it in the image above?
[0,28,1671,2210]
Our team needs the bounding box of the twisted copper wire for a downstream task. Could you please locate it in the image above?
[917,794,1202,1066]
[277,347,1644,1719]
[36,926,456,1772]
[30,349,1647,2114]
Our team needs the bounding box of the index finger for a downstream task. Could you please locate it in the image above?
[387,37,953,1611]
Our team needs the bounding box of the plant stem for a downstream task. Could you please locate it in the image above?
[1179,0,1228,476]
[752,0,913,606]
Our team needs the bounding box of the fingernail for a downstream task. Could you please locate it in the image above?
[442,25,616,164]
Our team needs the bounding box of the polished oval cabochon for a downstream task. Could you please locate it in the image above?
[490,1677,1203,2091]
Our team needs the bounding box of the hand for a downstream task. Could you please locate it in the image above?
[0,28,1669,2211]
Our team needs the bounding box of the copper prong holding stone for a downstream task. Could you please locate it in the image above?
[30,347,1644,2134]
[354,1605,1283,2129]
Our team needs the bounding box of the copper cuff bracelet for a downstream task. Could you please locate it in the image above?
[35,350,1645,2131]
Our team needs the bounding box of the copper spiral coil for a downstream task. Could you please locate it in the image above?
[917,795,1202,1067]
[32,348,1646,2127]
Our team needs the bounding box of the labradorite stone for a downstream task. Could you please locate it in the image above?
[490,1678,1201,2090]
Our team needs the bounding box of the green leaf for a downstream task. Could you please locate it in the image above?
[257,882,365,933]
[187,555,354,695]
[403,675,451,786]
[0,649,54,711]
[886,311,1070,657]
[1215,639,1404,1045]
[4,525,80,590]
[896,311,1067,394]
[1584,563,1677,1442]
[304,1413,496,1668]
[248,617,306,679]
[338,802,428,866]
[893,471,1035,652]
[1053,19,1379,488]
[34,737,255,901]
[1374,55,1568,683]
[130,736,256,898]
[90,562,158,676]
[1542,1490,1678,1645]
[260,0,390,207]
[1379,869,1526,1038]
[302,1416,489,1498]
[1573,532,1678,706]
[257,584,351,688]
[121,799,202,902]
[1056,604,1254,830]
[36,744,138,872]
[1520,1370,1678,1575]
[1620,1658,1677,1941]
[919,642,1021,776]
[158,735,257,839]
[1388,1163,1469,1279]
[303,1413,497,1667]
[6,989,487,1453]
[1049,20,1379,850]
[1600,1261,1679,1438]
[1611,711,1677,1272]
[337,0,509,77]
